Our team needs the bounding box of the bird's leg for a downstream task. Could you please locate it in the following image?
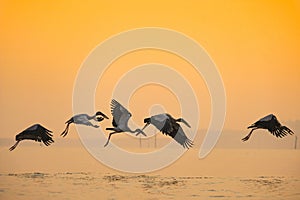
[61,123,70,137]
[135,129,147,137]
[242,128,257,141]
[9,141,20,151]
[104,131,119,147]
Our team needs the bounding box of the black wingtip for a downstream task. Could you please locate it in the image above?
[182,139,193,149]
[111,99,118,104]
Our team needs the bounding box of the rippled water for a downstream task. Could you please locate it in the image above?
[0,172,299,200]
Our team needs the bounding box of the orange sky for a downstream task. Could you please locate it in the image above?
[1,1,300,138]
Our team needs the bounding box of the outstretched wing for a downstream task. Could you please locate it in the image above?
[160,118,176,133]
[265,116,294,138]
[161,118,193,149]
[110,99,131,127]
[270,125,294,138]
[36,124,54,146]
[173,126,193,149]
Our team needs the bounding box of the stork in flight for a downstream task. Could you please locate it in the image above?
[9,124,54,151]
[142,113,193,149]
[242,114,294,141]
[104,99,147,147]
[61,111,109,137]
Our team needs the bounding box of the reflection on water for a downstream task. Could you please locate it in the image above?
[0,172,299,200]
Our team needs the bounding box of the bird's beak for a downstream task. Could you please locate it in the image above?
[141,122,150,131]
[101,113,109,119]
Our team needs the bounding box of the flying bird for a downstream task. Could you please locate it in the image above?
[104,99,146,147]
[61,111,109,137]
[142,113,193,149]
[9,124,54,151]
[242,114,294,141]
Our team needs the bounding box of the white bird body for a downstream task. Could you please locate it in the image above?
[73,114,96,125]
[142,113,193,149]
[104,99,146,147]
[61,111,109,137]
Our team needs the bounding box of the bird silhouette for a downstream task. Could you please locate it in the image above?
[142,113,193,149]
[104,99,146,147]
[242,114,294,141]
[61,111,109,137]
[9,124,54,151]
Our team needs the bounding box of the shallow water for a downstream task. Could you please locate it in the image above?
[0,172,299,200]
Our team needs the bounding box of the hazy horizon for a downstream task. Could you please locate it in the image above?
[1,127,298,150]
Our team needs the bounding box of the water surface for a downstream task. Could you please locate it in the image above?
[1,172,299,200]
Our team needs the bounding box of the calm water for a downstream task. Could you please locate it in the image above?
[0,172,299,200]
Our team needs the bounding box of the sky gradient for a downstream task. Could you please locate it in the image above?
[1,1,300,139]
